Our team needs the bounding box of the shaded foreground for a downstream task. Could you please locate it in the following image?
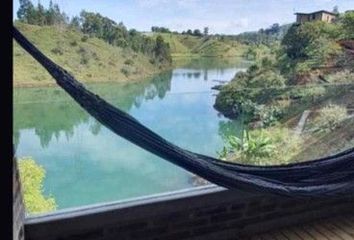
[247,214,354,240]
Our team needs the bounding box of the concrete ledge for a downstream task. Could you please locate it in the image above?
[25,185,354,240]
[26,185,228,223]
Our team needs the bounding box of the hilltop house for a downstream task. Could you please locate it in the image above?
[295,10,337,24]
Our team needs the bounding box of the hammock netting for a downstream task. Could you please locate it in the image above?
[13,26,354,197]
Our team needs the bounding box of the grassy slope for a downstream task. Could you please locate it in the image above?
[14,23,163,87]
[290,89,354,161]
[154,33,246,58]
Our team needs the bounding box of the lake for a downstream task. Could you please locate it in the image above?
[13,58,251,211]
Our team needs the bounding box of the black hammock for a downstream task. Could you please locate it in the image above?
[13,26,354,197]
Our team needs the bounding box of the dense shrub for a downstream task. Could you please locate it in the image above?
[310,104,348,132]
[243,44,273,61]
[70,40,78,46]
[124,59,134,65]
[77,47,89,64]
[121,67,130,77]
[341,11,354,39]
[51,46,63,55]
[249,70,286,88]
[327,70,354,83]
[214,58,285,120]
[149,58,156,64]
[77,46,86,54]
[289,86,327,99]
[80,56,89,65]
[92,51,99,61]
[280,21,343,78]
[108,61,116,66]
[255,105,284,127]
[304,37,341,68]
[282,21,340,60]
[81,35,89,42]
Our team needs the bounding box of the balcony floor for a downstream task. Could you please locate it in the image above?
[249,215,354,240]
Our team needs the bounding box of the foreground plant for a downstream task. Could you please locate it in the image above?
[18,157,57,214]
[218,130,275,162]
[310,104,348,133]
[218,127,304,165]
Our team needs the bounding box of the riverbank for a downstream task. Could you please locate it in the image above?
[212,15,354,164]
[214,76,354,165]
[13,68,171,88]
[13,23,172,88]
[13,56,244,88]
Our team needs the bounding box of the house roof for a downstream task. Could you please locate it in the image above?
[295,10,337,16]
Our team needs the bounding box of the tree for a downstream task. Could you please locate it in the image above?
[269,23,280,35]
[341,11,354,39]
[304,36,341,68]
[80,11,104,37]
[154,35,172,63]
[193,29,202,37]
[281,21,339,59]
[203,27,209,36]
[17,0,35,23]
[333,5,339,14]
[17,0,68,26]
[150,26,171,33]
[35,1,47,26]
[69,16,81,31]
[52,2,68,25]
[45,0,56,25]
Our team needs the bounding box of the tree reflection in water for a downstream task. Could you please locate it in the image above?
[13,71,173,149]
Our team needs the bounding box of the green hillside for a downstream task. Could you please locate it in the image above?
[14,23,165,87]
[152,33,246,58]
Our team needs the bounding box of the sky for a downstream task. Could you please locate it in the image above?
[13,0,354,34]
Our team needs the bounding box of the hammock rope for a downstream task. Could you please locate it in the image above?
[13,26,354,197]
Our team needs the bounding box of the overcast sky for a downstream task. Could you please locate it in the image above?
[13,0,354,34]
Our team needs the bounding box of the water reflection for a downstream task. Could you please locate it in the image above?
[13,58,250,210]
[14,71,173,149]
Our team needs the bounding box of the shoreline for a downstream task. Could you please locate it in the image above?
[13,56,245,88]
[13,66,174,89]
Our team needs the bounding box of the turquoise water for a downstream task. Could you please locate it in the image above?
[14,58,250,210]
